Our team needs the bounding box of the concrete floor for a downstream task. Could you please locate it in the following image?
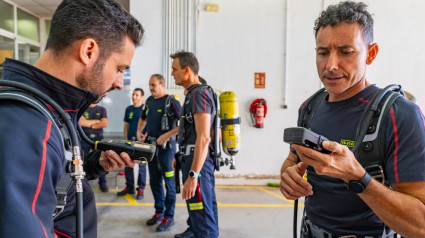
[90,174,304,238]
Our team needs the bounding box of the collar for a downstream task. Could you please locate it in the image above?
[2,58,98,117]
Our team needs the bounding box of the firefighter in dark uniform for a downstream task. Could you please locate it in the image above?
[137,74,181,232]
[117,88,147,199]
[171,51,218,238]
[79,103,109,192]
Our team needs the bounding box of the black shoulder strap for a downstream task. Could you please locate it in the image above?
[165,94,175,116]
[298,88,328,128]
[0,87,73,218]
[143,95,154,112]
[354,85,404,184]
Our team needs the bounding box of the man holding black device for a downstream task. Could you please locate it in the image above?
[280,1,425,237]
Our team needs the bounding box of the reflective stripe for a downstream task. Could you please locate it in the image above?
[189,202,203,210]
[165,171,174,177]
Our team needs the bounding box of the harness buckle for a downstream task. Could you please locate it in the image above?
[180,144,195,156]
[365,164,385,184]
[53,193,67,218]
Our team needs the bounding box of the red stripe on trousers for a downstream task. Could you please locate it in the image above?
[31,120,52,237]
[197,183,203,202]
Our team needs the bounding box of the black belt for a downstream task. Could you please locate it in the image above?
[302,217,381,238]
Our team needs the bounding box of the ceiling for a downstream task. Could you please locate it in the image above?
[7,0,129,18]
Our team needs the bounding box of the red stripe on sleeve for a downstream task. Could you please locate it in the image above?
[389,107,400,182]
[417,105,425,129]
[31,120,52,238]
[202,89,208,113]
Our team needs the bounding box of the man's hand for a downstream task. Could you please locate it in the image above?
[157,133,170,146]
[293,141,365,183]
[137,132,147,142]
[99,150,138,172]
[182,177,198,200]
[280,162,313,200]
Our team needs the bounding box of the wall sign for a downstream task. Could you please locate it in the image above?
[254,72,265,89]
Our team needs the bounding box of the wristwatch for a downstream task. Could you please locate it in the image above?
[189,170,201,178]
[346,172,373,193]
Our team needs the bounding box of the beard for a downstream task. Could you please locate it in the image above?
[76,58,106,97]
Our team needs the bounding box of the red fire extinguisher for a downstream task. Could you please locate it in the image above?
[250,98,267,128]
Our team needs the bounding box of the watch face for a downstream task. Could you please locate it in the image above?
[348,181,364,193]
[189,171,195,177]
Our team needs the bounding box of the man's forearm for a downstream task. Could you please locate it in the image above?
[191,137,210,173]
[360,181,425,237]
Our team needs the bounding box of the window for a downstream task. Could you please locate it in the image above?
[0,1,14,33]
[17,9,40,42]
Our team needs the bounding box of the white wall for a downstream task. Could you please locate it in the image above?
[130,0,425,181]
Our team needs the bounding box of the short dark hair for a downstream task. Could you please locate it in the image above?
[314,1,374,45]
[170,51,199,75]
[46,0,144,59]
[134,87,144,96]
[151,74,165,85]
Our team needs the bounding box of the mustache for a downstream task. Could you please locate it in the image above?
[322,71,346,78]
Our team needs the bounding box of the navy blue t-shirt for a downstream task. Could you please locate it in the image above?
[298,85,425,235]
[178,84,216,146]
[124,104,144,139]
[141,95,181,138]
[82,105,107,137]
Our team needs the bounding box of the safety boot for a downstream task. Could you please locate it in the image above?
[157,218,174,232]
[146,212,163,226]
[136,189,144,200]
[117,186,135,196]
[174,227,194,238]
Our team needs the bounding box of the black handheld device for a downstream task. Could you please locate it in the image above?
[77,124,156,162]
[94,139,156,162]
[283,127,331,154]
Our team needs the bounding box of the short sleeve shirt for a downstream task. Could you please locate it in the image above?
[82,105,107,137]
[123,104,144,139]
[178,84,216,146]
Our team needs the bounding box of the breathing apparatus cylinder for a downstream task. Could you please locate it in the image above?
[219,91,241,169]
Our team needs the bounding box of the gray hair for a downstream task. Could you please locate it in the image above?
[314,1,374,45]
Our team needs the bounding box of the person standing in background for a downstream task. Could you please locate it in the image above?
[79,103,109,192]
[171,51,219,238]
[117,88,147,199]
[137,74,181,232]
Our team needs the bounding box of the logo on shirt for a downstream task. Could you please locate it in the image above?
[340,139,355,148]
[129,112,134,119]
[84,112,89,119]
